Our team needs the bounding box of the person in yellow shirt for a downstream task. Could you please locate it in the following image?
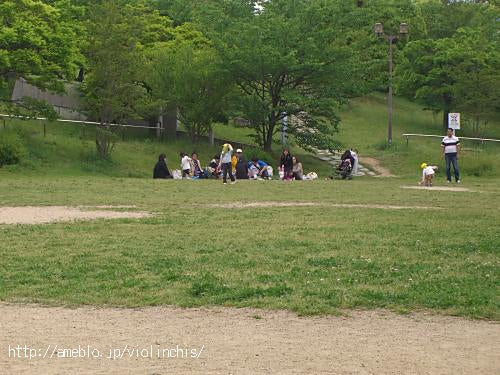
[231,152,238,177]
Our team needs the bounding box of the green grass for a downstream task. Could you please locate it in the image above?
[0,94,499,319]
[0,176,498,319]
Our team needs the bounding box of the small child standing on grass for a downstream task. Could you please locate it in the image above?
[419,162,438,187]
[180,152,192,178]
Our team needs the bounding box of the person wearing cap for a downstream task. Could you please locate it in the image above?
[248,157,269,179]
[441,128,461,183]
[419,162,438,187]
[220,143,236,184]
[235,149,249,179]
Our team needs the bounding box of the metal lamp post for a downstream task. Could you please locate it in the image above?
[374,22,408,146]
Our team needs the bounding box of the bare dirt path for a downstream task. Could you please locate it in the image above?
[1,303,498,374]
[0,206,150,225]
[358,157,395,177]
[401,185,475,192]
[208,202,438,210]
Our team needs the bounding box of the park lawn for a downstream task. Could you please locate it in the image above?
[0,176,498,319]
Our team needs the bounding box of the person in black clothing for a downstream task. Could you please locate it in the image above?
[153,154,172,179]
[341,149,355,168]
[235,149,248,179]
[280,149,293,180]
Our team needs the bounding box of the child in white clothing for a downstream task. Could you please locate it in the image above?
[419,162,438,187]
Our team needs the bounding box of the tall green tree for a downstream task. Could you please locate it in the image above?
[417,0,498,39]
[396,25,499,131]
[148,25,230,142]
[193,0,425,151]
[82,0,171,158]
[199,0,368,151]
[0,0,80,92]
[450,30,500,136]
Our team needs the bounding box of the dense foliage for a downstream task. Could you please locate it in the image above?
[1,0,498,155]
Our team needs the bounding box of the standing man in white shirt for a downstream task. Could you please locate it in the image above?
[441,128,461,183]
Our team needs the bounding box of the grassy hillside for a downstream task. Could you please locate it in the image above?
[336,93,500,178]
[213,93,500,178]
[0,93,499,179]
[0,118,333,178]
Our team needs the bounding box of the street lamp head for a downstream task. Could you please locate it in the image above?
[374,22,384,37]
[399,23,409,35]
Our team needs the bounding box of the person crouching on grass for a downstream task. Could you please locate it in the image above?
[220,143,236,185]
[419,163,438,187]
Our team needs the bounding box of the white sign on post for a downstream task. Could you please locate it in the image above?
[448,113,460,130]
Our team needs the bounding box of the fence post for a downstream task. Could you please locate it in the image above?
[406,135,409,147]
[43,122,46,137]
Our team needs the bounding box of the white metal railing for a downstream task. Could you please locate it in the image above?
[402,133,500,144]
[0,113,157,130]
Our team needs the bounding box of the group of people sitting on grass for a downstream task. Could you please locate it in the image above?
[153,143,316,183]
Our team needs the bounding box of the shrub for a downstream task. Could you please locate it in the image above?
[0,131,25,167]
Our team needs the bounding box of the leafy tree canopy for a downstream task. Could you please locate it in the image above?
[0,0,81,92]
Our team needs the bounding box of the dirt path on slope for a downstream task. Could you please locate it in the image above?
[1,303,498,374]
[359,157,395,177]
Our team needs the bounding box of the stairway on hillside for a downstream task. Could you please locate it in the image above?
[311,148,376,177]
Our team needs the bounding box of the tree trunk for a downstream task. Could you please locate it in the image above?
[263,135,273,151]
[95,122,115,159]
[442,109,449,132]
[442,94,452,132]
[163,104,178,138]
[264,111,277,151]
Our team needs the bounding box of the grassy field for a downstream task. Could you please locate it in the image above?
[0,176,498,319]
[0,94,498,320]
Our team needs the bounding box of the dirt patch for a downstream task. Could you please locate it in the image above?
[82,205,138,209]
[359,157,396,177]
[0,206,150,225]
[0,303,498,374]
[401,185,474,192]
[208,202,438,210]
